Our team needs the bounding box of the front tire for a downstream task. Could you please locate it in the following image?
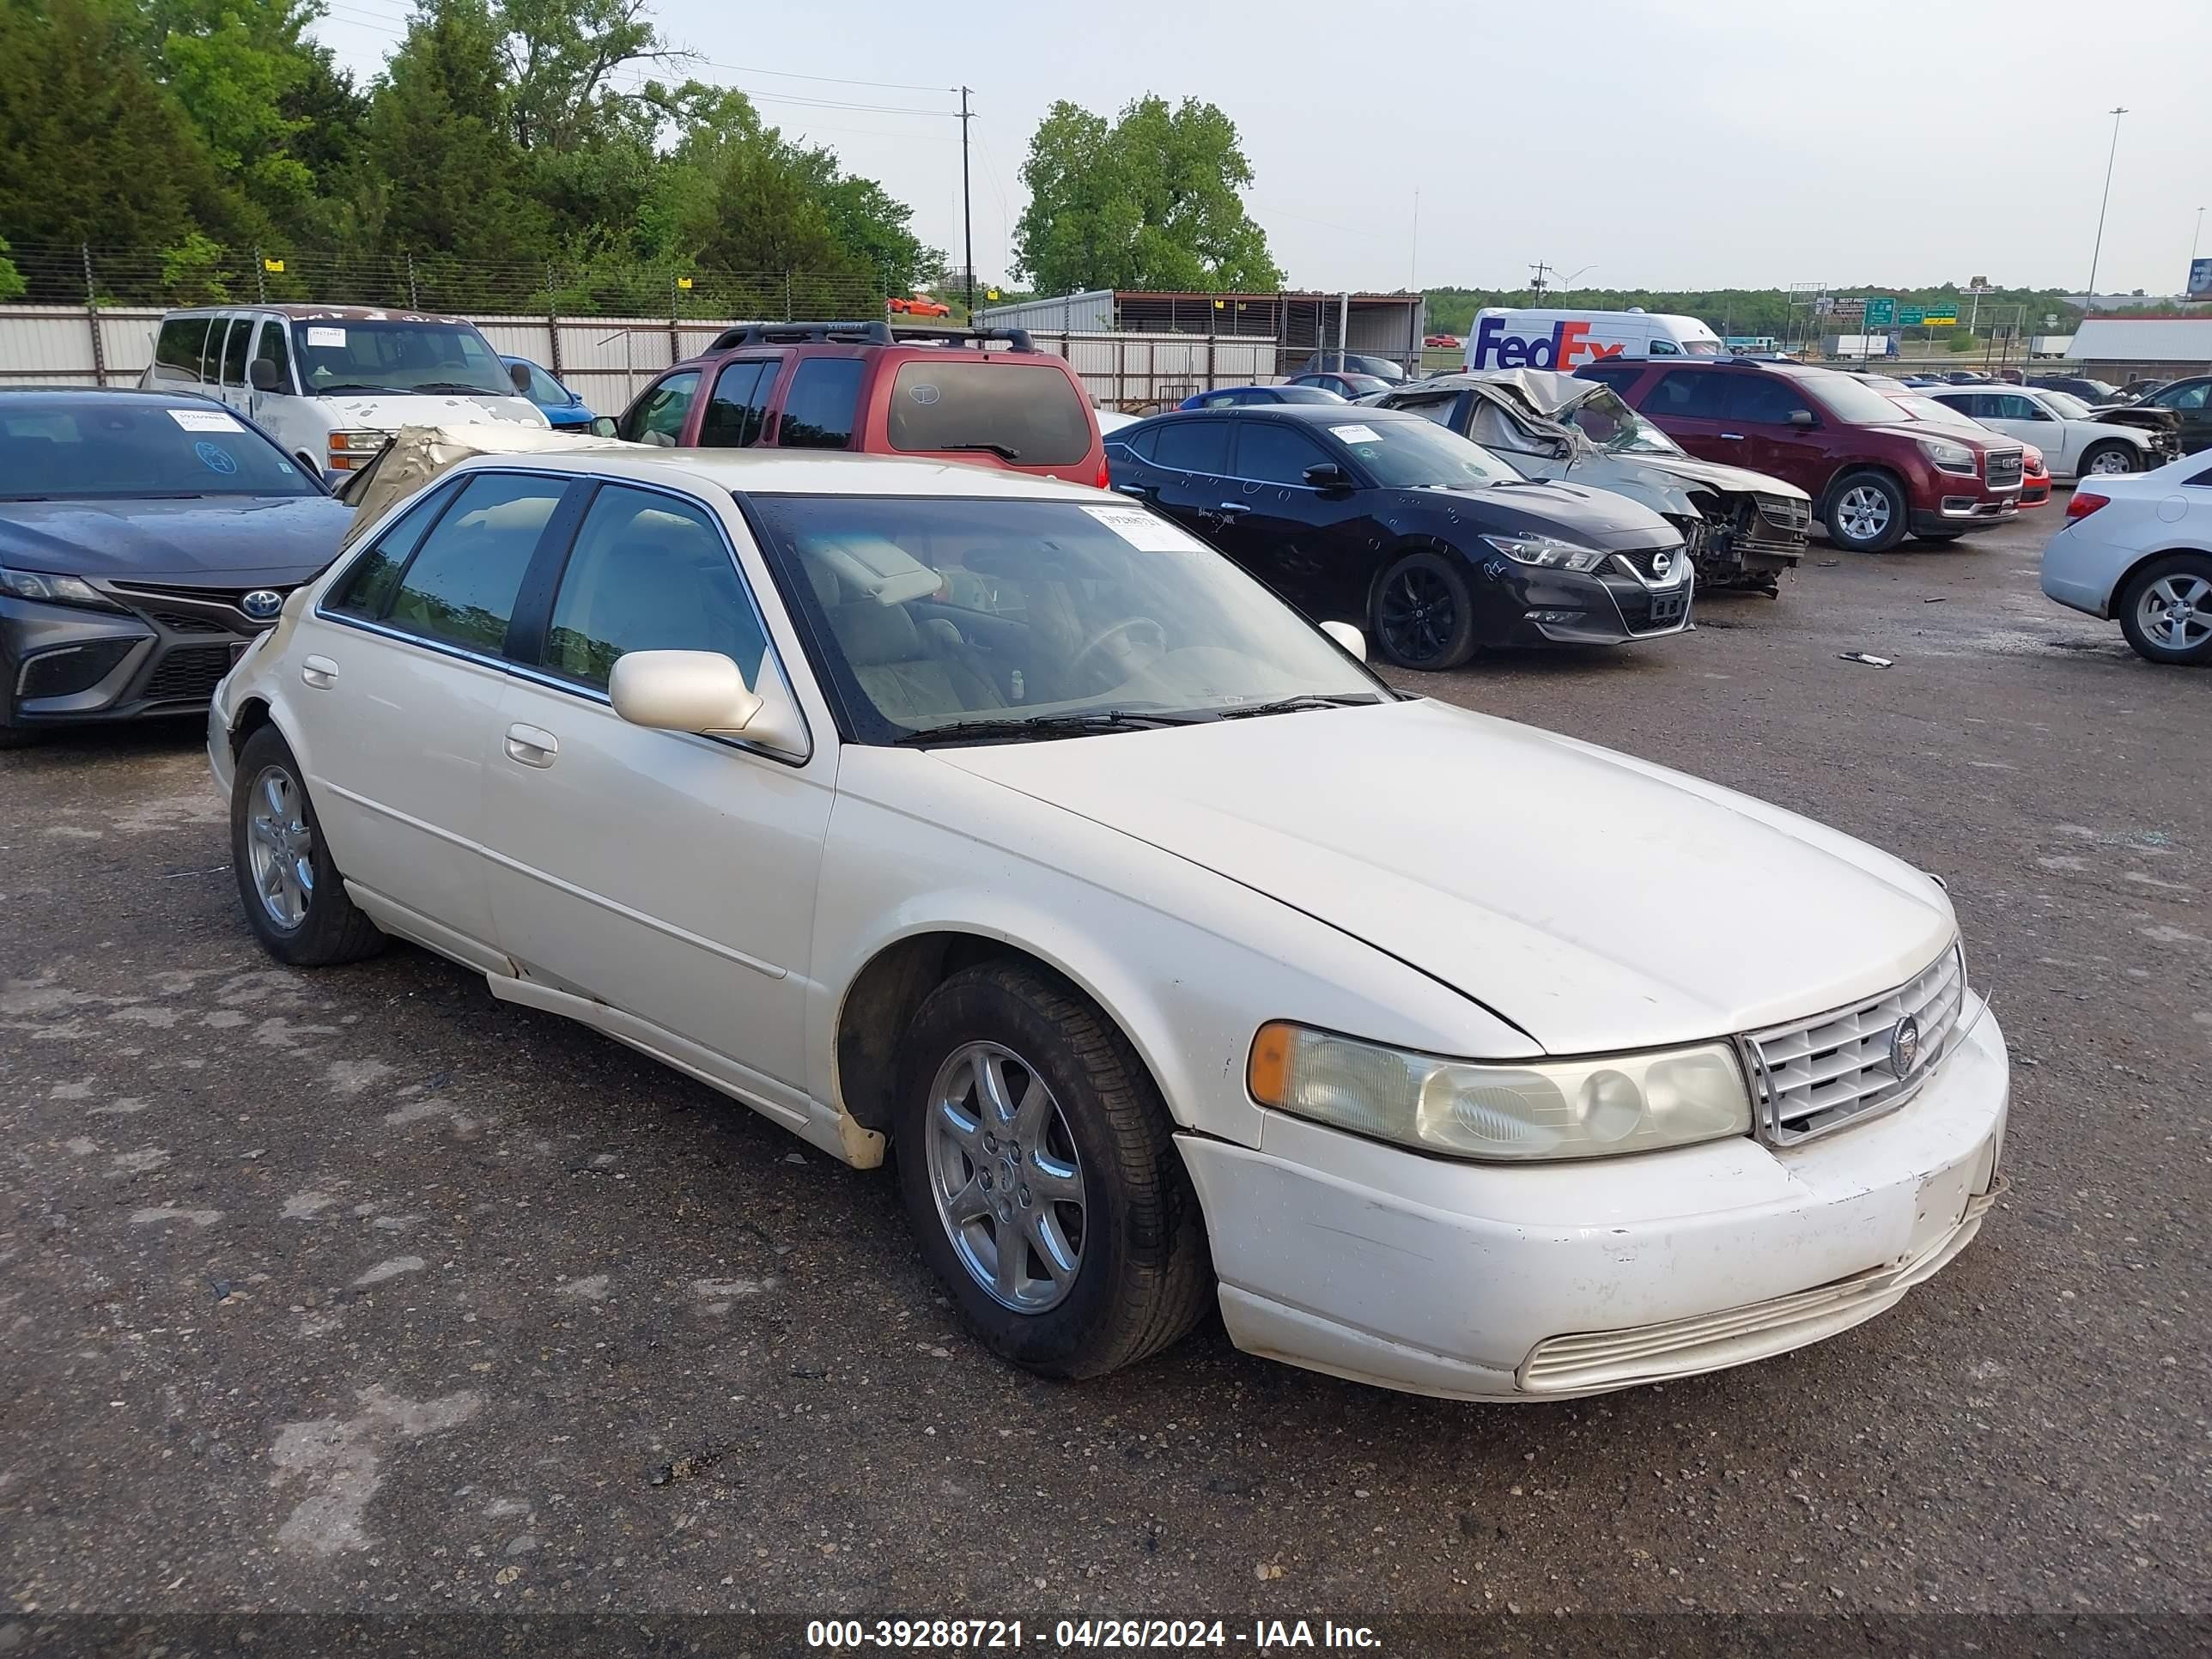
[1370,549,1478,670]
[894,962,1212,1379]
[2116,554,2212,665]
[2079,442,2138,479]
[229,725,386,965]
[1823,471,1909,553]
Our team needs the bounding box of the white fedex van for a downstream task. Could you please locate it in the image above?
[142,305,549,477]
[1465,308,1723,373]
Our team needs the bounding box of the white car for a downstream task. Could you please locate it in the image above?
[208,447,2009,1401]
[1920,385,2164,481]
[2040,449,2212,664]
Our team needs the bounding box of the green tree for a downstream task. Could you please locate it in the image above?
[1012,94,1281,295]
[0,234,25,301]
[794,152,941,297]
[640,85,858,279]
[0,0,252,289]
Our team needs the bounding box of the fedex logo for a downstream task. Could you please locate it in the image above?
[1469,316,1626,370]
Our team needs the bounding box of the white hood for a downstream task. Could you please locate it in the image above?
[322,392,549,431]
[938,699,1955,1054]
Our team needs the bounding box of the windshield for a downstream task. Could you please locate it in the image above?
[289,318,514,398]
[2041,392,2094,421]
[1325,417,1516,489]
[1807,373,1923,426]
[1559,386,1683,456]
[749,495,1382,741]
[0,399,317,500]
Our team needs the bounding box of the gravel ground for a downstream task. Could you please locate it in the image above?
[3,507,2206,1650]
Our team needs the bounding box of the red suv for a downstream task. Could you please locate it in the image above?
[611,321,1109,489]
[1578,358,2024,552]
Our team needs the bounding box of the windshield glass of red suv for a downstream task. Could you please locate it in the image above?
[886,360,1091,465]
[1808,374,1929,426]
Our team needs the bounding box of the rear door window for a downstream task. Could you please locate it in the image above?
[700,360,776,447]
[155,316,211,382]
[381,472,566,654]
[885,360,1092,465]
[1646,371,1729,420]
[778,358,864,450]
[1151,419,1232,474]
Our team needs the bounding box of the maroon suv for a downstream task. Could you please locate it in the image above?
[612,320,1109,489]
[1578,359,2023,552]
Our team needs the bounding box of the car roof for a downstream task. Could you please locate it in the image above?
[1141,403,1421,426]
[450,446,1114,502]
[156,303,474,325]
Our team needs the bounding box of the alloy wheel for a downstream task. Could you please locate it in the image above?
[2137,572,2212,653]
[244,764,314,929]
[1378,567,1456,664]
[924,1042,1088,1313]
[2086,447,2134,476]
[1836,485,1893,544]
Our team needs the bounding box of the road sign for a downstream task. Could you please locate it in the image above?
[1923,312,1958,327]
[1832,295,1866,314]
[2190,258,2212,299]
[1864,297,1896,326]
[1899,307,1926,326]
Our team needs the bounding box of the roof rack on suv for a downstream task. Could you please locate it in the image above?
[706,320,1038,354]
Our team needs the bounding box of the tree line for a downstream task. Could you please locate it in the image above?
[1425,286,2090,343]
[0,0,943,311]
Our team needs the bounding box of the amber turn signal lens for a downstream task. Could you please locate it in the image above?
[1248,1021,1295,1107]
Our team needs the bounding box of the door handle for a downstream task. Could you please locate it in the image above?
[301,654,338,690]
[1212,502,1250,518]
[1717,432,1746,441]
[1113,483,1153,498]
[503,722,559,768]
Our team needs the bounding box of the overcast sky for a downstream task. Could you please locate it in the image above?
[312,0,2211,298]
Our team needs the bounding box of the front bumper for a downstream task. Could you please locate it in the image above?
[3,583,281,729]
[1908,491,2019,536]
[1474,550,1694,647]
[1177,999,2008,1401]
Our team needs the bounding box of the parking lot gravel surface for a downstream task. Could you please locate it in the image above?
[3,508,2206,1644]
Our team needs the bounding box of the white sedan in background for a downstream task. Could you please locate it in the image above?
[208,445,2008,1400]
[2042,449,2212,664]
[1920,385,2166,481]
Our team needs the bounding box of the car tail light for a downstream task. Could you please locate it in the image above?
[2066,490,2109,520]
[1095,458,1111,489]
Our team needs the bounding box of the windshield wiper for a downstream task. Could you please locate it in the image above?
[1214,693,1384,720]
[894,709,1203,746]
[308,383,388,394]
[940,441,1022,461]
[408,382,502,396]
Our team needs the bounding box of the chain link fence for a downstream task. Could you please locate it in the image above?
[0,240,884,322]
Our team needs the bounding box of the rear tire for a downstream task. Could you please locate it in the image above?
[1823,471,1909,553]
[2116,553,2212,665]
[893,961,1212,1380]
[229,725,386,965]
[1370,550,1478,670]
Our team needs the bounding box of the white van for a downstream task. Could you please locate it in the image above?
[140,305,549,477]
[1464,308,1723,373]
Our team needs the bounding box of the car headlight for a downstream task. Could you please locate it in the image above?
[0,568,124,611]
[326,429,391,470]
[1248,1022,1752,1161]
[1917,437,1978,476]
[1480,532,1608,572]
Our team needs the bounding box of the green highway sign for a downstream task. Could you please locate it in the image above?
[1898,306,1926,326]
[1864,297,1896,326]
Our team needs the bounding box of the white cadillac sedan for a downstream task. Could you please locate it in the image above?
[209,447,2008,1400]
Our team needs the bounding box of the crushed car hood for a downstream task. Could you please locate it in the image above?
[939,698,1955,1054]
[1570,449,1810,503]
[0,495,356,580]
[319,392,549,432]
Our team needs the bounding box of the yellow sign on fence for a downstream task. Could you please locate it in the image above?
[263,258,284,273]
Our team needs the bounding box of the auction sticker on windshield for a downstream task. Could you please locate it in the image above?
[1082,504,1210,553]
[1329,423,1384,445]
[306,326,347,347]
[168,409,243,434]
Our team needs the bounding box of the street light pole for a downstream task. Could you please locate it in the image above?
[2084,106,2128,303]
[2193,206,2206,264]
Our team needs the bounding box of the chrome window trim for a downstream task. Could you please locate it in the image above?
[311,465,815,769]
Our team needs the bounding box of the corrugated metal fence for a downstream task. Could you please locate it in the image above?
[1020,331,1280,411]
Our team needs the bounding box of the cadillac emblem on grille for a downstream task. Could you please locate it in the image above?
[241,589,284,621]
[1887,1014,1923,1079]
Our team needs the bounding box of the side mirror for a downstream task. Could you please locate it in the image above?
[1319,620,1367,661]
[609,649,807,755]
[1787,410,1816,428]
[589,416,620,439]
[508,362,533,395]
[249,359,281,392]
[1303,462,1352,492]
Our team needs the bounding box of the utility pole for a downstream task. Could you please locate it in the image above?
[2192,206,2205,264]
[2084,106,2128,303]
[959,87,975,322]
[1529,260,1552,302]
